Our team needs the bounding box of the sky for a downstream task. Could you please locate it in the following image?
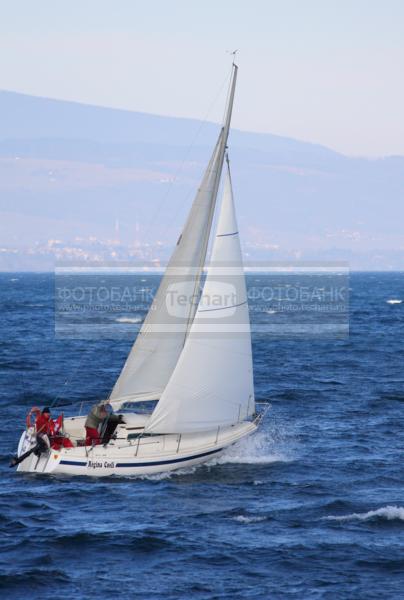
[0,0,404,157]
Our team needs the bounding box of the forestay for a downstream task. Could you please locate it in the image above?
[145,157,255,433]
[110,66,238,405]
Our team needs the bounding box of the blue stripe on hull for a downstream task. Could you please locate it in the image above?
[58,447,223,469]
[116,447,223,468]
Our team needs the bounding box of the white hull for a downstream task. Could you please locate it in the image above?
[16,416,258,477]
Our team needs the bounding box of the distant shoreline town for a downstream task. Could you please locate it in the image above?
[1,236,404,272]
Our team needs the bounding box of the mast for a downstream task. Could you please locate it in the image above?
[184,62,238,339]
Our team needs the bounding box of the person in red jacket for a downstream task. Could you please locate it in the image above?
[36,407,73,450]
[35,407,53,437]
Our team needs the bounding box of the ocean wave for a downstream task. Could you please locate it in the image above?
[313,378,344,385]
[51,531,111,548]
[0,360,40,371]
[129,533,174,552]
[49,529,173,552]
[0,569,69,588]
[115,317,142,324]
[233,514,268,524]
[386,299,402,304]
[324,505,404,523]
[135,466,199,481]
[379,393,404,403]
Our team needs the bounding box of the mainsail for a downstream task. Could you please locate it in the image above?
[110,65,238,404]
[145,156,255,433]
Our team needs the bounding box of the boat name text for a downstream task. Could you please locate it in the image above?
[88,460,115,469]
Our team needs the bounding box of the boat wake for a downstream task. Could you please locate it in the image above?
[208,430,293,466]
[324,505,404,523]
[131,428,292,481]
[135,466,200,482]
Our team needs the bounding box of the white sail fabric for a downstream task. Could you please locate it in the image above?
[110,67,238,404]
[145,158,255,433]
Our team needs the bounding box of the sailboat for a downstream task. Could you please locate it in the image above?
[13,63,264,476]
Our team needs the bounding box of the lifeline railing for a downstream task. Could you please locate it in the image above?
[253,402,271,426]
[125,401,271,457]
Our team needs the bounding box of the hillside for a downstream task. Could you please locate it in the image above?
[1,90,404,270]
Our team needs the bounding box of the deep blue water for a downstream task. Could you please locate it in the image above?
[1,272,404,599]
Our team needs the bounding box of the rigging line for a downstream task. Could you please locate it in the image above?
[164,62,236,240]
[141,69,232,245]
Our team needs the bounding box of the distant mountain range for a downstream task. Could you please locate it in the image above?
[1,89,404,270]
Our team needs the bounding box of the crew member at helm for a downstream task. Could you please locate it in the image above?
[85,402,123,446]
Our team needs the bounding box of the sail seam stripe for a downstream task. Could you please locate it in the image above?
[199,300,247,313]
[217,231,238,237]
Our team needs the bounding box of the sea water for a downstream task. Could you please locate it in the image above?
[0,272,403,599]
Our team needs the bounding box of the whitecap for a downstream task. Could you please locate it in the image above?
[233,515,267,524]
[136,466,198,481]
[386,299,402,305]
[324,505,404,522]
[115,317,142,324]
